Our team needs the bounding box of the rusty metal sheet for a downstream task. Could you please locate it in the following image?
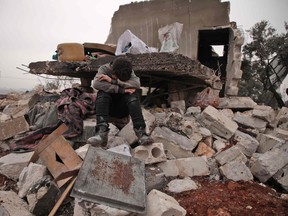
[71,146,146,213]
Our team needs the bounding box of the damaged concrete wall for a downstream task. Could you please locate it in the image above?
[105,0,244,96]
[106,0,230,59]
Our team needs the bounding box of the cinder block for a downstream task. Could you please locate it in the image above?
[133,143,167,164]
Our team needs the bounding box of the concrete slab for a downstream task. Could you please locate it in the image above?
[71,146,146,214]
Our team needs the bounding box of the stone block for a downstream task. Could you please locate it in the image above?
[0,152,34,180]
[220,160,253,182]
[157,156,210,177]
[133,142,167,164]
[170,100,186,115]
[270,128,288,141]
[234,130,259,157]
[256,133,284,153]
[218,97,257,110]
[70,119,95,143]
[185,106,201,118]
[215,146,247,166]
[145,166,167,193]
[18,162,47,198]
[194,142,215,158]
[250,148,288,182]
[27,175,59,215]
[0,191,32,216]
[167,177,198,193]
[233,111,267,130]
[146,189,186,216]
[252,105,275,124]
[0,116,29,140]
[273,164,288,192]
[151,127,195,158]
[198,105,238,139]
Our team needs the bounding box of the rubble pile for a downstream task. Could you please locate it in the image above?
[0,88,288,215]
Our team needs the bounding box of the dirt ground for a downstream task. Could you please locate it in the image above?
[0,149,288,215]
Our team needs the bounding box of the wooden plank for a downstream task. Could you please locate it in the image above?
[35,124,68,154]
[51,136,83,170]
[48,177,77,216]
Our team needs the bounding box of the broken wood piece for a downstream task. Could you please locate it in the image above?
[48,177,77,216]
[29,123,82,187]
[29,123,68,163]
[54,163,82,182]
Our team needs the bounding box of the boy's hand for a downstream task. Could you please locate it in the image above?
[97,74,112,83]
[125,88,136,94]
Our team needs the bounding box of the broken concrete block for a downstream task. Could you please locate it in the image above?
[220,160,253,181]
[0,191,33,216]
[256,133,285,153]
[0,116,29,140]
[75,198,132,216]
[250,148,288,182]
[272,107,288,128]
[185,106,201,118]
[218,97,257,110]
[167,177,198,193]
[234,130,259,157]
[133,142,166,164]
[270,128,288,141]
[163,126,197,151]
[198,105,238,139]
[233,111,267,130]
[170,100,186,115]
[117,122,137,144]
[146,189,186,216]
[70,119,95,143]
[26,175,60,215]
[194,142,215,158]
[18,162,47,198]
[215,146,247,166]
[151,127,195,159]
[107,135,129,149]
[108,144,132,157]
[145,166,167,193]
[213,139,227,152]
[273,163,288,192]
[0,113,11,122]
[199,127,212,138]
[219,108,234,119]
[252,105,275,124]
[3,93,39,119]
[157,156,210,177]
[0,206,9,216]
[0,151,34,180]
[75,144,90,160]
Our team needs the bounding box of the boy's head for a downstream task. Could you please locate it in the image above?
[112,57,132,81]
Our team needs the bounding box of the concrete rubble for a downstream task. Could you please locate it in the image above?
[0,88,288,215]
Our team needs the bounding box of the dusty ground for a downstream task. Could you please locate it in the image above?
[0,148,288,215]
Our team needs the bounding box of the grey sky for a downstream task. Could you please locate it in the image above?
[0,0,287,91]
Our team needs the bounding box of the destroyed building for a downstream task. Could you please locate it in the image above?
[1,0,288,216]
[28,0,244,106]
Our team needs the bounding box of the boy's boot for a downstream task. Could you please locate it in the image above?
[87,123,109,147]
[134,127,154,146]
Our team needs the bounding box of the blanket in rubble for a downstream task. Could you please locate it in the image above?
[10,88,97,152]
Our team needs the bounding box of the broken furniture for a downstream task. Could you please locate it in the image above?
[29,123,83,188]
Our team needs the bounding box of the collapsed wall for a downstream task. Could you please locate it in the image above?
[105,0,244,96]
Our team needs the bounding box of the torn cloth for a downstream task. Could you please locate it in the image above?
[56,87,97,138]
[10,88,96,152]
